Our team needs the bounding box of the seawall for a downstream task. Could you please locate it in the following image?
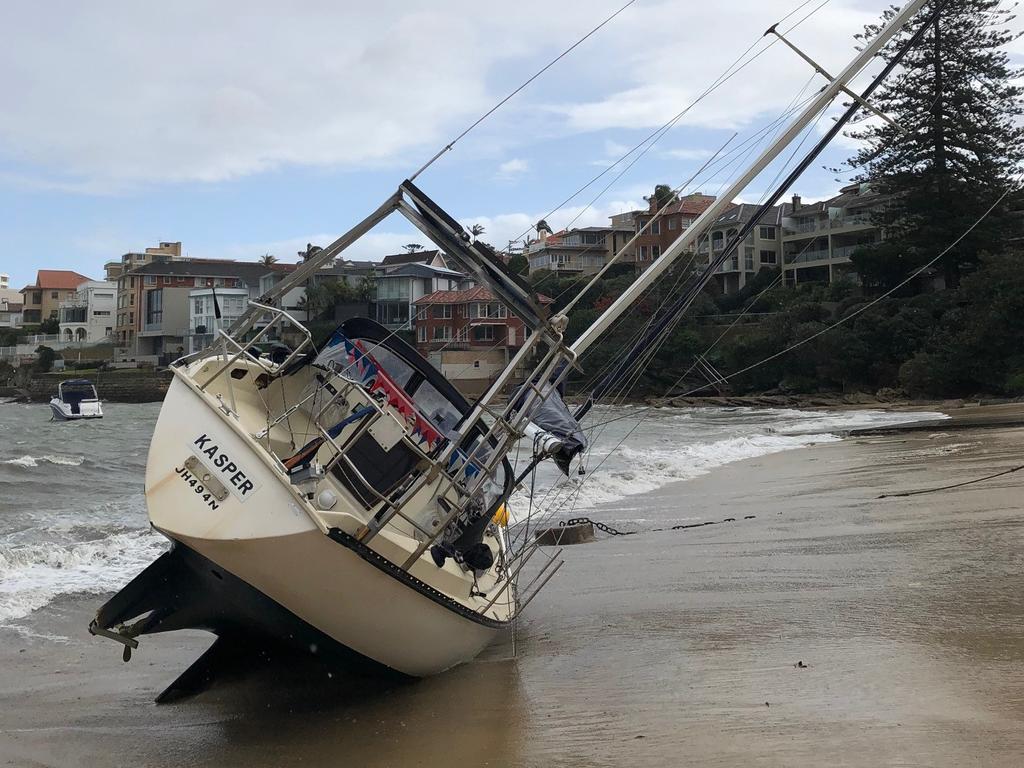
[18,369,172,403]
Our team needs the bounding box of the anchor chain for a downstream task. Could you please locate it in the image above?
[561,517,636,536]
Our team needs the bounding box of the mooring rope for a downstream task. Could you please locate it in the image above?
[878,464,1024,499]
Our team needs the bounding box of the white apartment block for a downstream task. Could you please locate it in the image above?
[58,280,116,343]
[781,183,887,285]
[188,287,249,353]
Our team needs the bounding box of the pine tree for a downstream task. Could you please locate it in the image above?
[844,0,1023,289]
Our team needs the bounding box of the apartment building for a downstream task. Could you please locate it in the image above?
[116,260,288,361]
[375,263,468,330]
[19,270,91,324]
[0,273,9,289]
[112,241,185,347]
[631,192,717,269]
[187,287,251,353]
[525,222,633,276]
[412,286,552,395]
[0,291,22,328]
[781,184,888,285]
[696,203,790,294]
[58,280,116,343]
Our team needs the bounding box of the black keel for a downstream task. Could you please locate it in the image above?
[155,636,236,704]
[91,540,401,703]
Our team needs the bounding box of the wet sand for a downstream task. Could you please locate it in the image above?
[2,421,1023,767]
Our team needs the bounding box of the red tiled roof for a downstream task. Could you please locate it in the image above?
[415,286,552,305]
[30,270,91,290]
[663,194,716,217]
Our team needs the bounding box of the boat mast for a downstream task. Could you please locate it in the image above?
[568,0,928,357]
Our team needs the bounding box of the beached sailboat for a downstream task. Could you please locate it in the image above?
[49,379,103,421]
[90,0,935,701]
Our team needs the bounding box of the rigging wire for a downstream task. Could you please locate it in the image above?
[408,0,638,182]
[508,0,829,252]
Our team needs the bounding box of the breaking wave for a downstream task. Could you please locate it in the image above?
[1,454,85,467]
[0,530,168,623]
[535,432,842,512]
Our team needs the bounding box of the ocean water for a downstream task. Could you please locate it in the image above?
[0,400,946,628]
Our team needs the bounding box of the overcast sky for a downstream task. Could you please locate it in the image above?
[1,0,1021,288]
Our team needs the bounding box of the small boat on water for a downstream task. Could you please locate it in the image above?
[49,379,103,420]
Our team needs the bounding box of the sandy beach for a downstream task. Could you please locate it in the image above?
[2,412,1023,767]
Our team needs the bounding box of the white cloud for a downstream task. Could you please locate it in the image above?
[4,0,999,196]
[496,158,529,180]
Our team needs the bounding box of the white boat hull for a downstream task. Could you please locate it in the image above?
[126,375,506,678]
[49,399,103,420]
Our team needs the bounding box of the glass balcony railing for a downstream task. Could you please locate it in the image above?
[786,249,830,264]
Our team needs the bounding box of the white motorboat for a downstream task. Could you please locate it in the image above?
[49,379,103,420]
[89,0,933,702]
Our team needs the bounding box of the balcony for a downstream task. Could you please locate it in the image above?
[140,322,189,337]
[830,214,874,230]
[786,219,823,234]
[786,249,830,264]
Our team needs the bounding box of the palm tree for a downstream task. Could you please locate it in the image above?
[402,243,424,253]
[258,253,278,265]
[468,223,486,240]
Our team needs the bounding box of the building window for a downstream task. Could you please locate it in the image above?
[129,312,134,324]
[668,218,677,230]
[51,291,59,299]
[651,245,661,259]
[432,325,452,341]
[650,219,660,235]
[639,245,648,261]
[32,291,41,304]
[130,293,134,306]
[471,303,506,319]
[144,275,156,285]
[433,305,452,319]
[194,297,204,315]
[744,247,754,271]
[417,325,427,343]
[162,276,171,285]
[473,325,495,341]
[760,249,777,264]
[759,226,776,240]
[145,289,163,326]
